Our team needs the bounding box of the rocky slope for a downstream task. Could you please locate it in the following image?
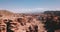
[0,10,46,32]
[0,10,60,32]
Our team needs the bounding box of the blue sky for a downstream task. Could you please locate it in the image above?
[0,0,60,13]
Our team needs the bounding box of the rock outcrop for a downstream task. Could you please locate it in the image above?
[0,10,46,32]
[1,10,60,32]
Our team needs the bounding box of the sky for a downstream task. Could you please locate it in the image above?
[0,0,60,13]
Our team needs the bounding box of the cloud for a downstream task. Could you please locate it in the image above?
[11,8,48,13]
[0,8,60,13]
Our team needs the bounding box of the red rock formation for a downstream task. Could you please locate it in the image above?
[0,10,46,32]
[1,10,60,32]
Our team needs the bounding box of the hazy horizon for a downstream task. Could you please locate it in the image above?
[0,0,60,13]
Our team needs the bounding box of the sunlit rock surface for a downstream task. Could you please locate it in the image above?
[0,10,46,32]
[0,10,60,32]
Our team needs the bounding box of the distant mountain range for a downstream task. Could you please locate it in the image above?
[44,11,60,16]
[0,10,60,16]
